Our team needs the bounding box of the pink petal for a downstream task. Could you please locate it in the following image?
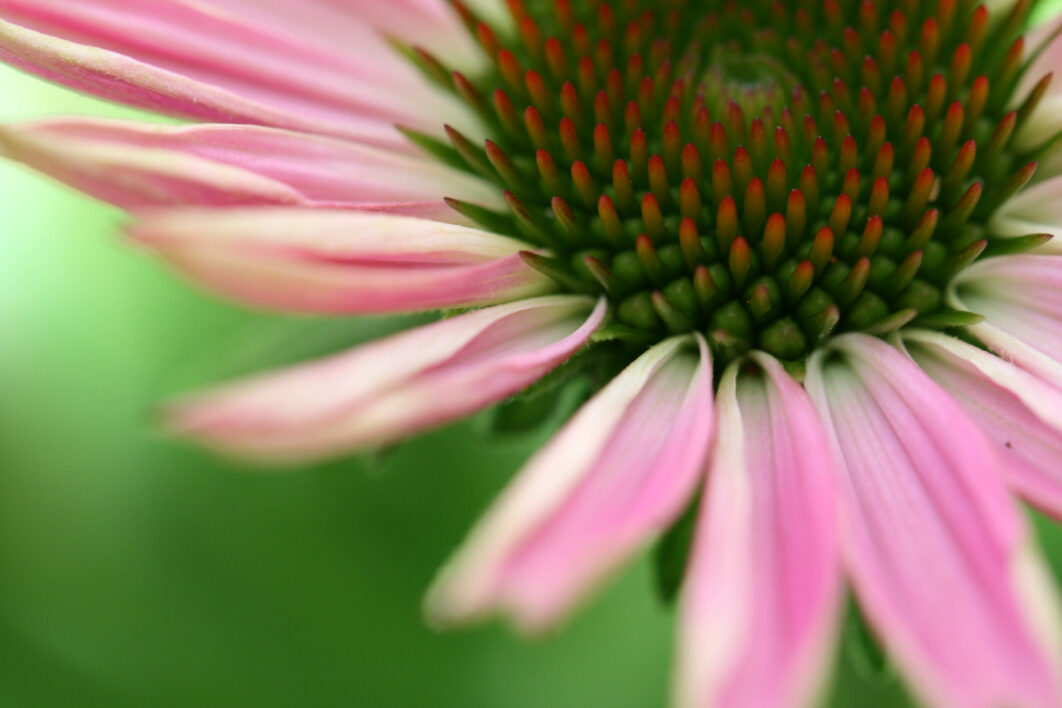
[426,335,714,633]
[339,201,473,222]
[167,295,606,462]
[675,353,841,708]
[0,118,498,210]
[951,254,1062,388]
[200,0,486,69]
[0,2,474,148]
[127,208,551,314]
[904,329,1062,520]
[807,334,1062,708]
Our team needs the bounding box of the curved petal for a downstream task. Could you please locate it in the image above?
[200,0,488,69]
[0,118,499,210]
[904,330,1062,520]
[0,1,475,148]
[426,334,714,633]
[167,296,607,462]
[675,353,841,708]
[1015,13,1062,152]
[127,208,551,313]
[807,334,1062,708]
[988,177,1062,254]
[950,254,1062,388]
[1019,92,1062,160]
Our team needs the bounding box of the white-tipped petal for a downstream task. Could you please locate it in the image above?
[0,119,500,210]
[0,2,475,148]
[807,334,1062,708]
[1013,13,1062,153]
[905,329,1062,519]
[427,335,714,633]
[675,353,841,708]
[988,178,1062,254]
[167,296,606,462]
[128,209,550,314]
[950,254,1062,388]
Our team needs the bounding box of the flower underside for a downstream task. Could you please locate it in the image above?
[409,0,1050,366]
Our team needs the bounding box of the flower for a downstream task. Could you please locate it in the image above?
[3,0,1062,705]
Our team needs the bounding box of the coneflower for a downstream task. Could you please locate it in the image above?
[2,1,1062,705]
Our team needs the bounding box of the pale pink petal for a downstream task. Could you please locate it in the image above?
[950,254,1062,388]
[807,334,1062,708]
[200,0,489,70]
[675,353,841,708]
[904,329,1062,520]
[989,178,1062,254]
[0,118,499,210]
[426,334,713,633]
[343,201,474,222]
[1015,13,1062,151]
[167,296,606,462]
[0,0,459,107]
[127,208,551,313]
[0,2,475,148]
[1015,13,1061,101]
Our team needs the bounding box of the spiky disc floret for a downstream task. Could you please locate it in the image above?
[408,0,1049,364]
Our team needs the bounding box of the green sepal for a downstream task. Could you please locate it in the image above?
[590,324,656,345]
[395,126,469,173]
[652,494,701,605]
[982,233,1053,256]
[444,198,515,234]
[385,37,453,89]
[490,389,565,434]
[913,308,985,329]
[519,252,593,292]
[489,376,592,435]
[844,599,894,685]
[487,352,594,435]
[445,124,496,180]
[862,307,918,336]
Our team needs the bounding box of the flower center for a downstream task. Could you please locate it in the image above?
[413,0,1047,365]
[700,49,797,118]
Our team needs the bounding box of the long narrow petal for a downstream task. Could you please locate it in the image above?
[904,329,1062,519]
[950,254,1062,388]
[0,118,499,210]
[426,335,714,633]
[0,0,461,103]
[675,353,841,708]
[988,178,1062,254]
[0,2,473,148]
[127,209,552,313]
[167,296,606,461]
[1015,13,1062,153]
[807,334,1062,708]
[200,0,487,70]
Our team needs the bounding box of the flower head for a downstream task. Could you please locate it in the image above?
[4,0,1062,705]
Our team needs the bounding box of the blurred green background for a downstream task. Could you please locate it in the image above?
[2,8,1062,700]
